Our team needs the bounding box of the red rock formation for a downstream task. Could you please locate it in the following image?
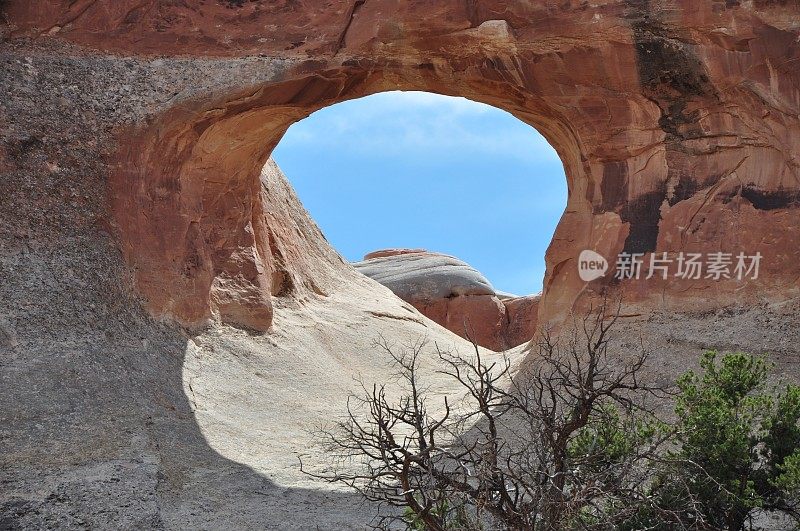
[417,294,540,351]
[4,0,799,332]
[417,295,508,351]
[503,295,541,349]
[355,250,539,350]
[4,6,800,528]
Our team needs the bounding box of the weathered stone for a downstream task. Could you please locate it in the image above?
[503,295,541,349]
[5,0,796,329]
[353,252,495,301]
[412,294,507,351]
[2,1,800,527]
[355,250,539,350]
[363,248,427,260]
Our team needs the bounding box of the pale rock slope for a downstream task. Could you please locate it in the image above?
[0,155,518,529]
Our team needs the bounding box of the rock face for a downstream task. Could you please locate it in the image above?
[503,295,541,349]
[4,0,798,332]
[0,143,497,527]
[354,250,539,350]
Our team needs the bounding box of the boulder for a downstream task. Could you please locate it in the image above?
[353,252,495,301]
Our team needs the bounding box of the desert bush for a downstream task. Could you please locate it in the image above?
[650,351,800,530]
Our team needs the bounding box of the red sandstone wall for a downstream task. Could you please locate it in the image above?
[4,0,798,331]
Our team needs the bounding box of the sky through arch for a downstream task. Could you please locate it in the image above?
[271,91,567,296]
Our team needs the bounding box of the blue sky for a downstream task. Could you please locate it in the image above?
[271,91,567,295]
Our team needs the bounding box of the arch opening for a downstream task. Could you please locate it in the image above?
[110,50,796,337]
[268,90,568,349]
[272,90,567,296]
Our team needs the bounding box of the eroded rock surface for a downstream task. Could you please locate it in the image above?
[503,294,541,349]
[355,250,539,350]
[353,251,495,301]
[4,0,798,330]
[2,1,800,528]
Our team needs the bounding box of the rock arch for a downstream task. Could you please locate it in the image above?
[7,0,799,331]
[111,67,584,331]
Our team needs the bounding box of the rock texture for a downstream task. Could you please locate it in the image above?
[2,1,800,528]
[503,295,541,348]
[353,251,496,301]
[364,248,427,260]
[0,137,497,527]
[4,0,798,331]
[354,250,539,350]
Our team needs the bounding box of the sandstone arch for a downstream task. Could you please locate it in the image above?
[111,69,585,331]
[3,2,800,528]
[6,0,800,332]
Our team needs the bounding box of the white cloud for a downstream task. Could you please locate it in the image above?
[278,90,562,165]
[370,91,494,114]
